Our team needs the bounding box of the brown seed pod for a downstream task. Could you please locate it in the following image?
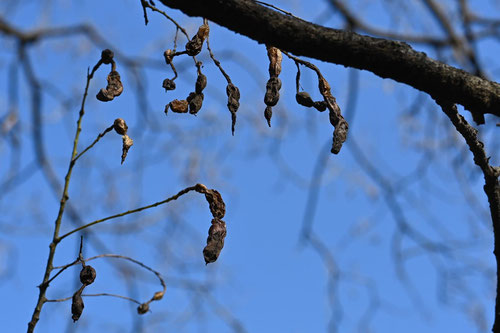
[264,106,273,127]
[71,290,84,322]
[163,49,174,65]
[113,118,128,135]
[296,92,314,107]
[203,218,227,264]
[313,101,327,111]
[96,71,123,102]
[187,92,204,115]
[166,99,189,114]
[101,49,114,64]
[266,46,282,77]
[226,83,240,135]
[137,302,150,315]
[162,78,176,92]
[79,265,96,286]
[204,189,226,219]
[152,291,164,301]
[195,73,207,94]
[185,24,209,56]
[264,77,282,107]
[121,134,134,164]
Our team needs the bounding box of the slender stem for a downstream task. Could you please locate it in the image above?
[47,293,141,305]
[58,185,199,241]
[73,125,114,163]
[27,61,102,333]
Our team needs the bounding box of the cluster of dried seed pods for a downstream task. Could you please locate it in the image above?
[71,264,97,322]
[288,51,349,154]
[113,118,133,164]
[193,183,227,264]
[264,46,283,127]
[96,49,123,102]
[165,62,206,115]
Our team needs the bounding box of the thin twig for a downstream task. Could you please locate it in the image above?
[73,125,114,163]
[57,184,203,241]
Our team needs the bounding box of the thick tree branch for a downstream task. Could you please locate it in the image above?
[158,0,500,124]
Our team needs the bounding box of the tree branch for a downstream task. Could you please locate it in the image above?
[158,0,500,124]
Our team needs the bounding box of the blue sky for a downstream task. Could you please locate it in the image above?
[0,0,498,332]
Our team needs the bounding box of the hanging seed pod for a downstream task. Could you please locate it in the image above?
[121,134,134,164]
[203,218,227,264]
[186,92,204,115]
[296,92,314,107]
[331,119,348,154]
[137,302,150,315]
[163,49,174,65]
[267,46,282,77]
[162,78,176,92]
[101,49,114,64]
[166,99,189,114]
[226,83,240,135]
[113,118,128,135]
[195,73,207,94]
[96,71,123,102]
[313,101,327,111]
[185,23,209,56]
[264,77,282,107]
[71,290,84,322]
[152,291,164,301]
[204,189,226,219]
[264,106,273,127]
[79,265,96,286]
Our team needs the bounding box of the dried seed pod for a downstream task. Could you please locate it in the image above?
[313,101,327,111]
[204,189,226,219]
[96,71,123,102]
[121,134,134,164]
[203,218,227,264]
[264,77,282,107]
[71,290,84,322]
[226,83,240,135]
[162,78,176,91]
[267,46,282,77]
[79,265,96,286]
[152,291,164,301]
[331,119,348,154]
[166,99,189,114]
[187,92,204,115]
[137,302,150,315]
[163,49,174,65]
[185,24,209,56]
[113,118,128,135]
[296,92,314,107]
[195,73,207,94]
[101,49,114,64]
[264,106,273,127]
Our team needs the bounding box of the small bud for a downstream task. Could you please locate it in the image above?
[79,265,96,286]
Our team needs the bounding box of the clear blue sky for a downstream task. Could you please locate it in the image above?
[0,0,497,332]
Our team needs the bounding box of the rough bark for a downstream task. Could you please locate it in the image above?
[159,0,500,124]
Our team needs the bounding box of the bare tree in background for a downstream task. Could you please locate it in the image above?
[1,0,500,332]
